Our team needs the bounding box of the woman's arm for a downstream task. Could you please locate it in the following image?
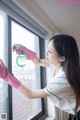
[0,59,49,99]
[13,44,49,67]
[18,84,49,99]
[32,57,49,67]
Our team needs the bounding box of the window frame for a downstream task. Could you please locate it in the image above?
[7,16,47,120]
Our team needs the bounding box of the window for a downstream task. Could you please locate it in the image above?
[11,20,42,120]
[0,9,47,120]
[0,10,6,114]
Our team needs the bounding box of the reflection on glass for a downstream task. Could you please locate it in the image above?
[12,21,42,120]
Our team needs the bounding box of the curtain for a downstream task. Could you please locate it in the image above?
[55,107,69,120]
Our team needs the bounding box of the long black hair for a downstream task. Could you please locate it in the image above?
[50,34,80,113]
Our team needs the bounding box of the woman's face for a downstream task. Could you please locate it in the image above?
[46,40,62,66]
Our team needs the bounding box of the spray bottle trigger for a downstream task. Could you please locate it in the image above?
[19,50,24,54]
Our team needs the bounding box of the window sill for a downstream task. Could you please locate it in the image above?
[44,116,55,120]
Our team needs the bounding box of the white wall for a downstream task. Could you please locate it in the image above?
[44,33,56,118]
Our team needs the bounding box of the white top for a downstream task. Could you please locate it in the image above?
[44,67,80,115]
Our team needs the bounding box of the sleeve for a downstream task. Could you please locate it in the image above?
[44,78,70,99]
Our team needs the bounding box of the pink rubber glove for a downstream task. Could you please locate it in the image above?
[0,59,21,88]
[13,44,37,60]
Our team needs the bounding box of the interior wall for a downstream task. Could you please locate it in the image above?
[44,33,56,118]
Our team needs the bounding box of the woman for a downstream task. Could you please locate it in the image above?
[0,34,80,120]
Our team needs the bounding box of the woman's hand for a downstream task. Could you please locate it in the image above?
[0,59,21,88]
[13,44,37,60]
[0,59,8,79]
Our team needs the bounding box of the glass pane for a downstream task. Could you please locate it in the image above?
[12,21,42,120]
[0,11,5,113]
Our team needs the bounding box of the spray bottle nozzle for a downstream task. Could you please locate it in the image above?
[13,46,24,55]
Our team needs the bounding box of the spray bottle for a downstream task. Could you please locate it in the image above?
[13,46,27,67]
